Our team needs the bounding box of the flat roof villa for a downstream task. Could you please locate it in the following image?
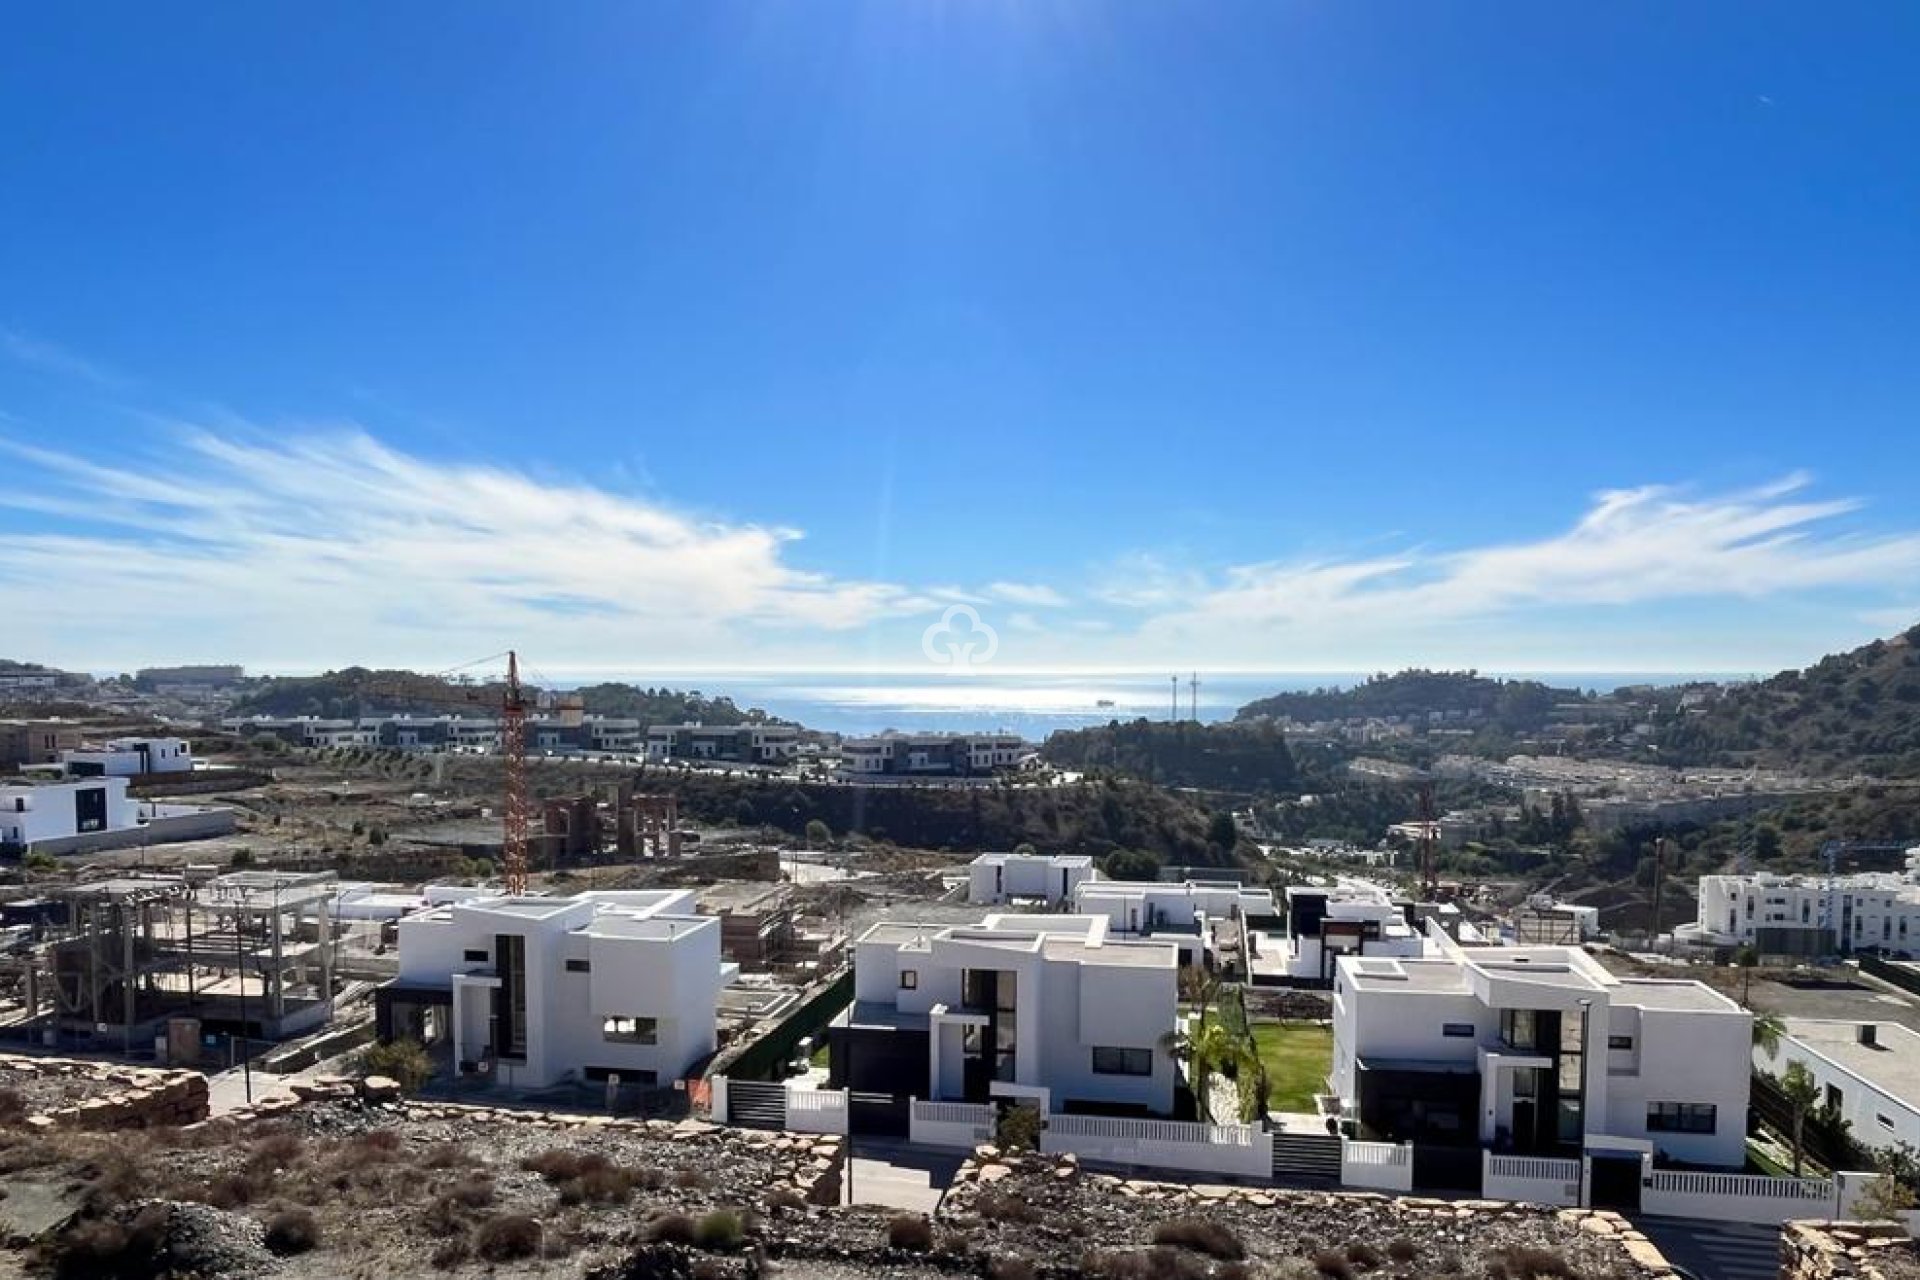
[831,913,1181,1116]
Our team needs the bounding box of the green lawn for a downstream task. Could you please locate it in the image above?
[1249,1021,1333,1113]
[810,1042,831,1069]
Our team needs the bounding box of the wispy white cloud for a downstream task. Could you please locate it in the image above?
[987,581,1068,608]
[1135,476,1920,664]
[0,426,936,669]
[1,331,125,387]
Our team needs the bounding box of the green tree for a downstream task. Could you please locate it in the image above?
[1206,811,1239,853]
[1102,849,1162,882]
[804,818,831,849]
[1781,1061,1821,1176]
[1853,1172,1917,1222]
[21,850,59,873]
[1752,1012,1785,1060]
[360,1037,434,1092]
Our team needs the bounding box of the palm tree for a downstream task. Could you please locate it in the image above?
[1752,1013,1785,1060]
[1164,1017,1257,1122]
[1780,1061,1820,1176]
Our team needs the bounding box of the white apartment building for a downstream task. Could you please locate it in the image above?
[840,732,1030,777]
[966,852,1097,905]
[62,736,193,778]
[1332,937,1751,1169]
[645,724,799,764]
[383,889,734,1090]
[0,777,142,848]
[1756,1020,1920,1160]
[1683,855,1920,957]
[833,914,1180,1116]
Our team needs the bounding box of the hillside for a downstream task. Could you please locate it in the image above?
[228,667,781,725]
[1648,625,1920,777]
[1041,719,1298,794]
[1235,669,1579,733]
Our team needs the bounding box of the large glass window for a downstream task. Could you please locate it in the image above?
[1500,1009,1538,1050]
[1646,1102,1716,1133]
[603,1016,658,1045]
[1092,1046,1152,1076]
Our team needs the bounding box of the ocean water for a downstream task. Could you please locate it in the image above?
[558,670,1743,739]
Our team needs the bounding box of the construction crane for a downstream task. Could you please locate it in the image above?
[359,650,535,896]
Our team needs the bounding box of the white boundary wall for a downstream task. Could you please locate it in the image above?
[1483,1153,1581,1207]
[785,1085,849,1136]
[910,1100,995,1149]
[1041,1114,1273,1180]
[1340,1140,1412,1193]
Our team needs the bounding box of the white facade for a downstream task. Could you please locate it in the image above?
[0,777,142,847]
[1072,878,1277,966]
[841,732,1030,776]
[394,889,734,1089]
[1756,1020,1920,1161]
[967,853,1097,905]
[1332,939,1750,1168]
[849,914,1180,1114]
[1685,857,1920,955]
[62,736,193,777]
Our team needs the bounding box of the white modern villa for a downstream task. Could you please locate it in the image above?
[1756,1019,1920,1161]
[832,914,1180,1115]
[1332,932,1751,1170]
[381,889,734,1090]
[966,852,1097,905]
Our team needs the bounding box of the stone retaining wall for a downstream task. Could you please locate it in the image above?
[0,1054,209,1130]
[1782,1221,1920,1280]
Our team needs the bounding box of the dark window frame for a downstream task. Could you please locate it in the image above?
[1091,1046,1153,1076]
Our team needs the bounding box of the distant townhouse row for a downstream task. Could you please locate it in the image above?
[222,714,801,764]
[841,732,1033,777]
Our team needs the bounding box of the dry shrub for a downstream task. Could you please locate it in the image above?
[1345,1240,1384,1270]
[420,1142,477,1169]
[429,1235,470,1270]
[54,1204,170,1280]
[694,1209,746,1252]
[522,1148,605,1181]
[672,1167,713,1190]
[342,1128,404,1165]
[559,1162,640,1206]
[644,1212,697,1245]
[0,1088,28,1125]
[444,1175,495,1208]
[764,1186,807,1213]
[200,1172,256,1210]
[1312,1250,1355,1280]
[1218,1265,1256,1280]
[974,1190,1043,1225]
[264,1207,320,1256]
[475,1213,543,1262]
[886,1214,935,1252]
[247,1129,305,1170]
[988,1256,1038,1280]
[1490,1247,1579,1279]
[1150,1217,1245,1261]
[1082,1247,1209,1280]
[1387,1239,1420,1265]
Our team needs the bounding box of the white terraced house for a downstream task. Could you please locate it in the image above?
[1332,932,1752,1175]
[831,914,1180,1116]
[381,889,735,1090]
[1756,1020,1920,1161]
[1071,878,1278,966]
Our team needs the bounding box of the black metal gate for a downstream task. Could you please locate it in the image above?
[1411,1144,1483,1194]
[847,1090,910,1138]
[1588,1155,1641,1213]
[725,1080,787,1131]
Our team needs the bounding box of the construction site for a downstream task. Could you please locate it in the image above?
[0,869,349,1060]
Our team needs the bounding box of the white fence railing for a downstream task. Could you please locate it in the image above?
[1483,1153,1581,1207]
[1043,1114,1271,1178]
[1045,1114,1257,1147]
[1642,1168,1837,1225]
[1340,1140,1412,1192]
[784,1086,849,1136]
[910,1100,994,1149]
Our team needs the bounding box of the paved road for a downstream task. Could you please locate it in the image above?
[1635,1216,1781,1280]
[841,1137,966,1214]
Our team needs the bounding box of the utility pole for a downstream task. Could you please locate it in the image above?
[1650,837,1668,953]
[1189,672,1200,721]
[1170,675,1179,722]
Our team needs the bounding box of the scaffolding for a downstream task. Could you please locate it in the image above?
[0,870,341,1055]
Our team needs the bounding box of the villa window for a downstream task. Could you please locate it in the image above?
[1646,1102,1716,1133]
[1607,1035,1633,1051]
[1091,1046,1153,1076]
[463,949,489,963]
[565,959,590,974]
[899,969,918,990]
[604,1016,658,1045]
[1441,1023,1474,1038]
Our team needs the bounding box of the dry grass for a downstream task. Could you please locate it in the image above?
[1150,1217,1246,1261]
[886,1214,935,1252]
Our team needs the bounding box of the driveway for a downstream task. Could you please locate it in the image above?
[1634,1216,1781,1280]
[841,1137,967,1214]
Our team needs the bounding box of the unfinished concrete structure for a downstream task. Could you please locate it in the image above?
[0,870,341,1057]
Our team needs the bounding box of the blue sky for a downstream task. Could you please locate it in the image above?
[2,2,1917,676]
